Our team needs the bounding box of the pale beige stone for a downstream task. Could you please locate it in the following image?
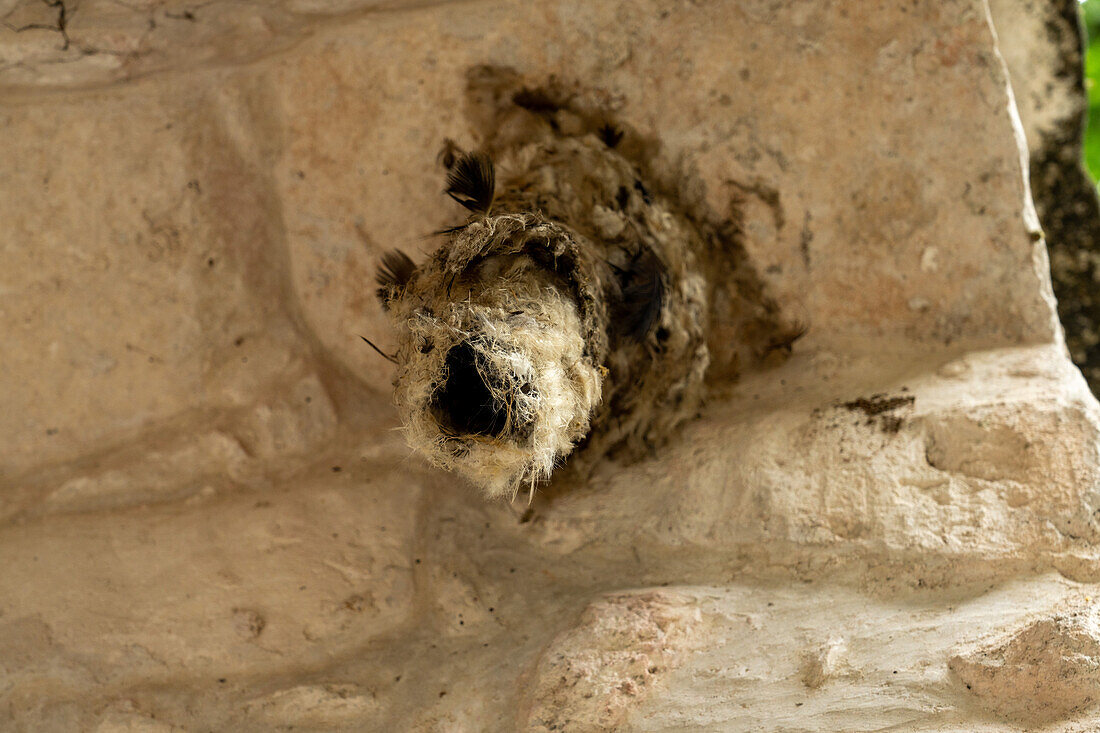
[950,605,1100,724]
[521,591,705,732]
[0,0,1097,731]
[800,637,847,689]
[243,683,380,728]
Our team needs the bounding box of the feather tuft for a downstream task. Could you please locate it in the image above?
[444,152,495,214]
[597,123,623,148]
[375,249,417,303]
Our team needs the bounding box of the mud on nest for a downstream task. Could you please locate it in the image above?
[373,68,801,500]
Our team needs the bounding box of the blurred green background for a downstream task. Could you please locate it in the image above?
[1082,0,1100,179]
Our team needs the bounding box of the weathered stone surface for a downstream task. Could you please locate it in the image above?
[522,591,706,732]
[0,77,322,479]
[523,343,1100,576]
[619,579,1094,732]
[0,461,421,687]
[0,0,391,91]
[991,0,1100,393]
[950,605,1100,725]
[1,0,1098,731]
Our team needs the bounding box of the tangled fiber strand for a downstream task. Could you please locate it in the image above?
[390,257,601,498]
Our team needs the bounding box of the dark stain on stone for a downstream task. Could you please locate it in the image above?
[842,393,915,416]
[841,393,915,434]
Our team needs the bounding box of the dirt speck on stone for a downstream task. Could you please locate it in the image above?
[232,608,266,639]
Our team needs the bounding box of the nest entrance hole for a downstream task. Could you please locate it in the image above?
[431,341,511,438]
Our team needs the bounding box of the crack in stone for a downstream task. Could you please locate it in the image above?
[1,0,73,51]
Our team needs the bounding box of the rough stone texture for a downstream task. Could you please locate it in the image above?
[521,591,706,731]
[991,0,1100,392]
[2,0,1100,731]
[950,606,1100,725]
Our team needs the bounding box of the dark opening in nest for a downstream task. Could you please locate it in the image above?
[431,341,511,438]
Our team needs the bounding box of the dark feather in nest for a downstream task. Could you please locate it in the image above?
[611,248,665,342]
[445,152,495,214]
[359,335,397,364]
[597,123,623,148]
[375,249,416,301]
[433,223,470,236]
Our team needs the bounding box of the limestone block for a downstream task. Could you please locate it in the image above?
[950,605,1100,724]
[0,0,391,90]
[612,579,1092,731]
[990,0,1100,391]
[0,79,317,479]
[0,462,422,723]
[521,591,706,732]
[525,344,1100,580]
[0,0,1097,731]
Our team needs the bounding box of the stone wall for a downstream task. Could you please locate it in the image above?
[2,1,1100,731]
[991,0,1100,393]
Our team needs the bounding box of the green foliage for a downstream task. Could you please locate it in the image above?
[1081,0,1100,180]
